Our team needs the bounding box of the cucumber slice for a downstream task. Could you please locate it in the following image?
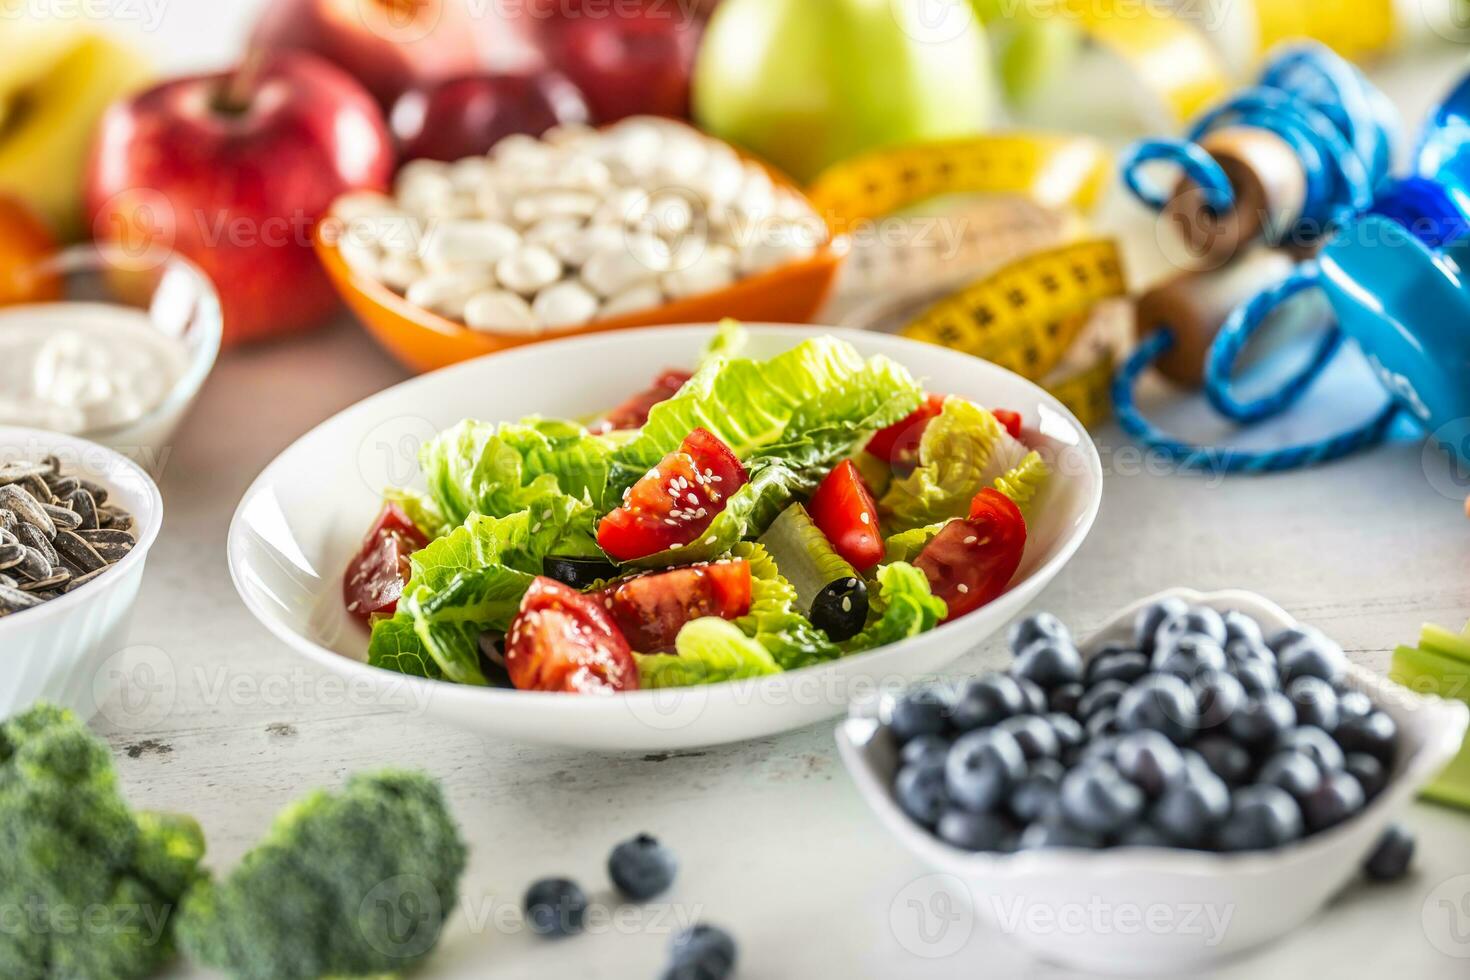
[759,503,869,642]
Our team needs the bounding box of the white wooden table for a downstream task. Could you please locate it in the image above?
[90,10,1470,979]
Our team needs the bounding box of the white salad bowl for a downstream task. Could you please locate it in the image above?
[836,588,1470,975]
[0,427,164,720]
[227,324,1102,751]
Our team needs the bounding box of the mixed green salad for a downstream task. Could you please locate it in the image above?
[344,323,1055,693]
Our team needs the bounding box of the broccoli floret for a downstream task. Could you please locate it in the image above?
[177,769,467,980]
[0,703,206,980]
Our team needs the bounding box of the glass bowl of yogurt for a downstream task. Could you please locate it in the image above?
[0,244,221,454]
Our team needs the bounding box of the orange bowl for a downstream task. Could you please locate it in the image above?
[316,198,847,374]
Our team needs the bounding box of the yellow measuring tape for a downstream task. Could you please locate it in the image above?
[806,133,1111,237]
[901,239,1127,381]
[1252,0,1399,63]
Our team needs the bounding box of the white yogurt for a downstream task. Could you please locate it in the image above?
[0,303,189,434]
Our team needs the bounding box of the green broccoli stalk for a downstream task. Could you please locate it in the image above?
[0,703,206,979]
[177,770,468,980]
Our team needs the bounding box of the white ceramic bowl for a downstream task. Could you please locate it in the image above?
[227,323,1103,751]
[0,427,164,720]
[836,588,1470,975]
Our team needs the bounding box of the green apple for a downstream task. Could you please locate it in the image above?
[693,0,994,183]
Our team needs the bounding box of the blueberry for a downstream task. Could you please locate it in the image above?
[1086,649,1151,686]
[1059,760,1146,835]
[946,729,1026,813]
[608,834,678,900]
[1303,770,1365,832]
[1086,707,1120,739]
[1193,735,1254,786]
[1015,677,1049,715]
[1227,637,1276,668]
[1193,670,1247,732]
[1152,768,1230,847]
[1155,606,1228,650]
[1216,785,1304,851]
[1152,634,1228,680]
[900,734,952,770]
[997,715,1061,760]
[1117,823,1171,847]
[890,687,952,742]
[1013,639,1084,689]
[1116,674,1199,744]
[1009,758,1065,823]
[1345,752,1387,799]
[1008,612,1071,653]
[1257,750,1323,804]
[1267,625,1321,656]
[1363,824,1415,882]
[1049,682,1085,715]
[1278,635,1347,685]
[1336,710,1398,766]
[1287,676,1340,732]
[1233,658,1280,697]
[524,878,589,937]
[937,808,1017,852]
[1277,725,1345,773]
[1046,713,1086,752]
[951,674,1026,731]
[1018,814,1107,850]
[894,762,948,826]
[668,924,737,980]
[1226,693,1296,749]
[1077,679,1128,720]
[1336,689,1374,724]
[1133,596,1189,654]
[1113,731,1185,797]
[1221,610,1264,647]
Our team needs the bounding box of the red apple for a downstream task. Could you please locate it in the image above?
[85,53,395,345]
[391,70,590,162]
[250,0,483,109]
[530,0,703,122]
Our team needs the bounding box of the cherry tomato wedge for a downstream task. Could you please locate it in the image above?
[808,459,883,571]
[597,428,748,561]
[865,393,945,472]
[343,503,429,620]
[992,409,1023,438]
[506,577,639,693]
[599,560,752,653]
[914,488,1026,622]
[591,369,693,433]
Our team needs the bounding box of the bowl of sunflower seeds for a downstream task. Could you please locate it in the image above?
[0,426,162,720]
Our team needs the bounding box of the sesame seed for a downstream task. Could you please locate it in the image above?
[859,512,871,525]
[687,493,699,504]
[841,596,852,613]
[541,510,552,520]
[531,522,542,533]
[647,469,660,480]
[957,584,970,594]
[964,535,977,545]
[705,535,717,545]
[670,543,682,550]
[604,598,613,609]
[665,518,678,526]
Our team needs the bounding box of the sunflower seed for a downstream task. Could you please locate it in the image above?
[76,527,135,548]
[0,544,22,570]
[0,461,51,485]
[42,503,82,531]
[11,547,51,581]
[0,584,41,612]
[44,475,80,498]
[98,506,133,533]
[18,474,53,505]
[0,510,12,533]
[0,485,54,536]
[0,573,13,588]
[18,571,68,592]
[53,531,106,574]
[16,523,58,566]
[87,538,133,562]
[66,566,109,592]
[68,490,99,530]
[78,479,109,506]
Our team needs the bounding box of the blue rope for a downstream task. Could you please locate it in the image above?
[1110,43,1404,473]
[1111,328,1402,474]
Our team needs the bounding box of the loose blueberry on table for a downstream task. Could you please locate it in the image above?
[884,600,1413,867]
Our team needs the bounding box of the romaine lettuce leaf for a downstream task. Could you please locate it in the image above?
[883,520,954,564]
[841,562,948,653]
[634,618,782,688]
[879,397,1031,533]
[366,613,442,679]
[993,450,1049,513]
[731,541,839,669]
[383,487,449,541]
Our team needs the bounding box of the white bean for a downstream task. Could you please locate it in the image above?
[533,280,600,328]
[553,224,624,268]
[645,192,696,238]
[496,245,563,295]
[337,238,381,278]
[464,290,540,334]
[419,220,521,269]
[378,254,424,292]
[511,190,600,227]
[662,244,737,298]
[739,230,817,276]
[405,270,495,320]
[601,283,665,318]
[580,232,668,297]
[524,216,586,250]
[395,160,455,214]
[687,145,746,208]
[331,191,399,222]
[593,187,650,228]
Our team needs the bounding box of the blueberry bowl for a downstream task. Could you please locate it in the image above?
[835,588,1469,974]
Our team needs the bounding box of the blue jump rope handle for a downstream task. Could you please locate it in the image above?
[1111,266,1401,474]
[1112,43,1402,473]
